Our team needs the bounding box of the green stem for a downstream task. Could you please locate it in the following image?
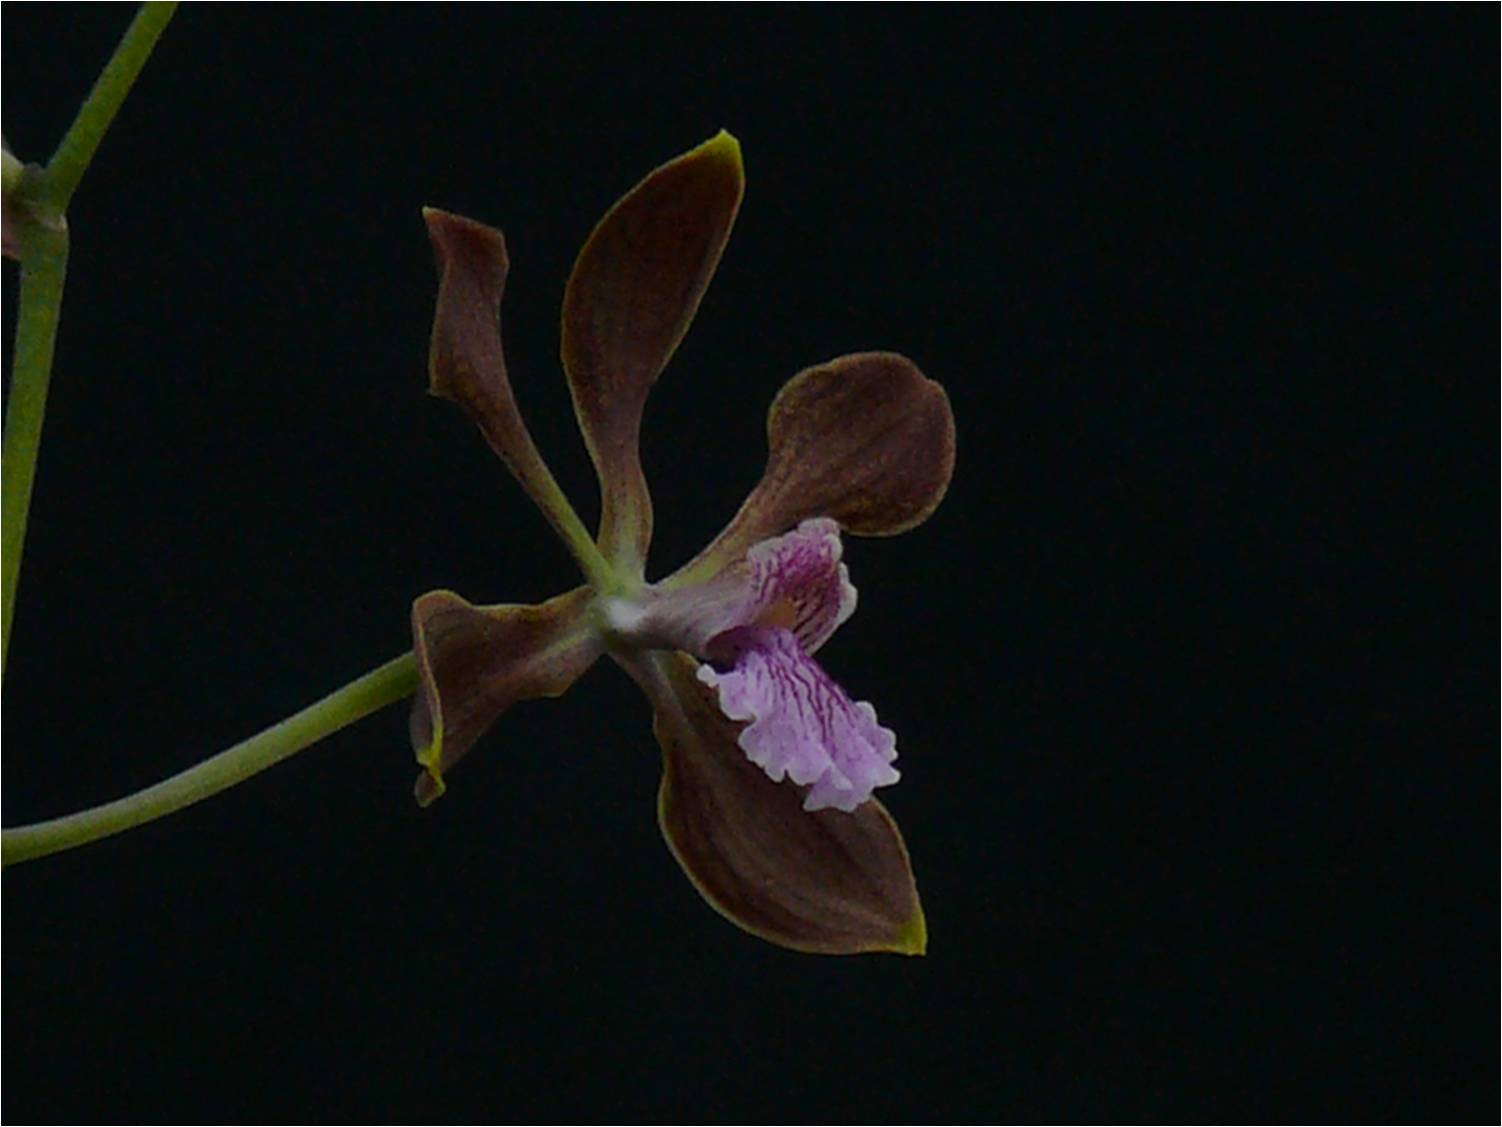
[1,651,418,866]
[2,2,177,672]
[40,2,179,213]
[2,223,68,672]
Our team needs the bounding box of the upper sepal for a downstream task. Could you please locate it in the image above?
[675,352,955,582]
[562,130,745,572]
[411,586,601,805]
[624,650,926,955]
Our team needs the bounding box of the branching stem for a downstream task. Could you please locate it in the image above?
[2,2,178,670]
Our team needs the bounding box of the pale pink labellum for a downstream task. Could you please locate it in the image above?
[698,626,899,812]
[611,519,893,812]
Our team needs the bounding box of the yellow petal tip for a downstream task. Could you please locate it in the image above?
[893,905,928,956]
[414,735,447,806]
[696,128,743,170]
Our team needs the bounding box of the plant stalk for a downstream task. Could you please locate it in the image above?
[2,651,418,866]
[3,2,178,670]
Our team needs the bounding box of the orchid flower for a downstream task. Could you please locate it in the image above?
[413,132,955,955]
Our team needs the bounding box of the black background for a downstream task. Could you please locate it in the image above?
[3,7,1493,1121]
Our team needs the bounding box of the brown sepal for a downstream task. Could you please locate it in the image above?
[622,651,927,955]
[423,208,566,525]
[411,586,601,805]
[561,131,745,571]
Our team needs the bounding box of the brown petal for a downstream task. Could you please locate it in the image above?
[621,650,926,955]
[424,209,598,569]
[562,131,745,574]
[672,352,956,584]
[411,586,601,806]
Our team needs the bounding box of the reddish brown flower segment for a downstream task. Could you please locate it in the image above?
[413,133,955,955]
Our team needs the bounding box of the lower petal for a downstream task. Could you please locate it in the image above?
[621,650,925,955]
